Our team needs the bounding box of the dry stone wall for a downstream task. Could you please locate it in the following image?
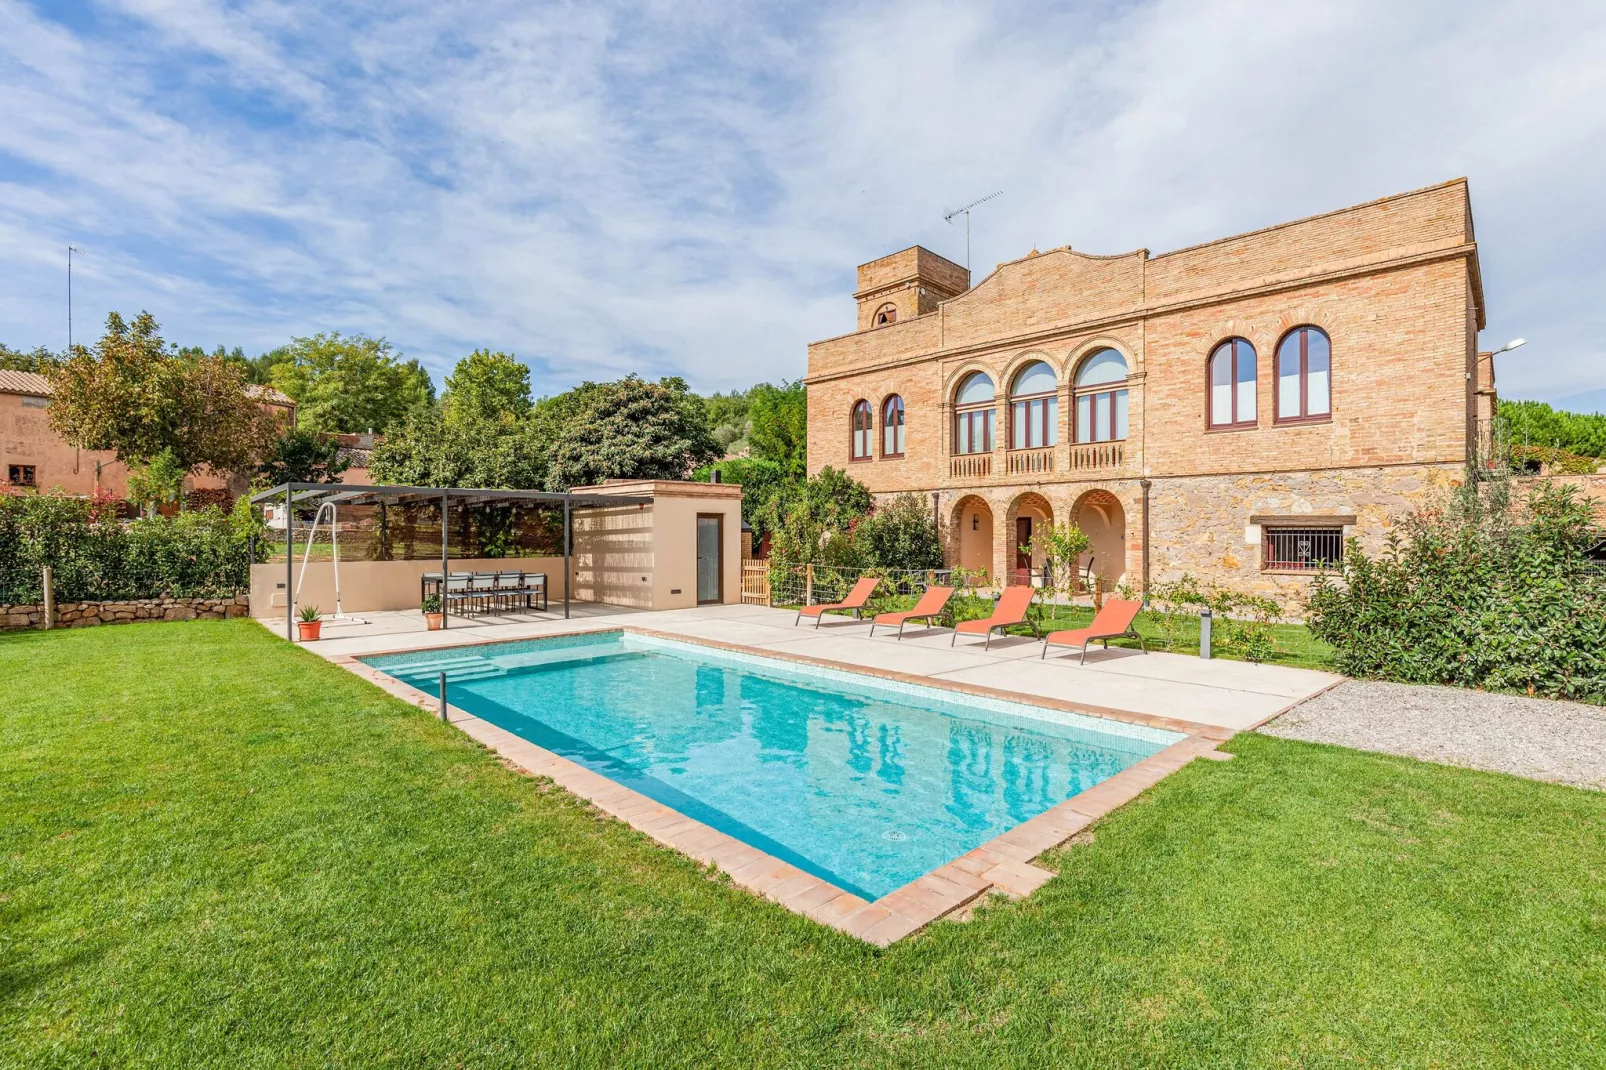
[1,595,251,631]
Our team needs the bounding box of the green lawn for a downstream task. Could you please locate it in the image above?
[855,591,1335,671]
[3,621,1603,1068]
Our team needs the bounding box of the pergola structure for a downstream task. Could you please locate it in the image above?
[249,482,653,640]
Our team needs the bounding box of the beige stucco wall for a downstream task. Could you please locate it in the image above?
[571,479,744,610]
[249,480,745,619]
[250,556,568,617]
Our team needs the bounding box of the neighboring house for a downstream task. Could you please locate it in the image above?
[804,179,1498,607]
[332,431,379,485]
[0,369,295,499]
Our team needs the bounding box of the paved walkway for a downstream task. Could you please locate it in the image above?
[266,602,1341,732]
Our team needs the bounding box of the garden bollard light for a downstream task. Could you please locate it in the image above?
[1199,609,1213,660]
[439,671,448,722]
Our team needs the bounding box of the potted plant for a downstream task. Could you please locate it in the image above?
[296,604,323,641]
[421,594,443,631]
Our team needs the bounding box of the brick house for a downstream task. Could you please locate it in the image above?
[0,369,295,501]
[805,179,1493,608]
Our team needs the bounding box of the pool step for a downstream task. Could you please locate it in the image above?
[395,655,507,681]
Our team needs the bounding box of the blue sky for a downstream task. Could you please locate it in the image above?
[1,0,1603,409]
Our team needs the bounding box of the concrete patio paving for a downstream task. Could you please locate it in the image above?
[266,601,1340,732]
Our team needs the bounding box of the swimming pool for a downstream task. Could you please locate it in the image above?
[361,632,1181,900]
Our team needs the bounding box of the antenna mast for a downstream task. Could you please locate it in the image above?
[943,190,1002,272]
[67,244,82,352]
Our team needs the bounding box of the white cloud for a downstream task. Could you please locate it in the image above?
[0,0,1601,402]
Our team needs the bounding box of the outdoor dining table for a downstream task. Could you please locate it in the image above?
[420,571,548,615]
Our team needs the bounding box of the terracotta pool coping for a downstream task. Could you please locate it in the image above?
[331,626,1234,946]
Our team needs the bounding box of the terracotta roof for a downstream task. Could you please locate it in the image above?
[0,369,51,397]
[244,383,294,405]
[0,370,293,406]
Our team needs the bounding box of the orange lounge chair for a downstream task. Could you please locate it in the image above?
[1041,598,1148,663]
[795,576,880,628]
[868,586,954,639]
[951,585,1036,649]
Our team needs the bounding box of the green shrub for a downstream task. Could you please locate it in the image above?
[0,491,264,603]
[857,493,944,572]
[1306,478,1606,700]
[1142,574,1284,662]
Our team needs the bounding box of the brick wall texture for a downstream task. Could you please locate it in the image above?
[804,179,1490,610]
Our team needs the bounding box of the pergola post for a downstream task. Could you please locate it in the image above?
[563,497,571,619]
[284,486,294,642]
[440,490,449,630]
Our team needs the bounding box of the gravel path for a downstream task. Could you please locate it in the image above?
[1261,680,1606,791]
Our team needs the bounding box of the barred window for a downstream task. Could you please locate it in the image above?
[1263,526,1343,571]
[8,464,37,486]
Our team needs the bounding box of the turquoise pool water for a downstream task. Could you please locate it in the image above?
[361,632,1179,900]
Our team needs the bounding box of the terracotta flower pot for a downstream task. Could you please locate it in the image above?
[425,612,444,631]
[297,620,323,641]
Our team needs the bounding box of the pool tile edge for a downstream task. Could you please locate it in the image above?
[332,645,1229,948]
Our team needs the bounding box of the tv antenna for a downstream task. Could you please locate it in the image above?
[68,244,82,352]
[943,190,1002,272]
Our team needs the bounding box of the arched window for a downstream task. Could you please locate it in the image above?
[881,395,905,457]
[1009,360,1058,449]
[1207,338,1257,428]
[1072,349,1128,443]
[952,372,995,455]
[850,400,873,460]
[873,303,898,327]
[1276,326,1331,422]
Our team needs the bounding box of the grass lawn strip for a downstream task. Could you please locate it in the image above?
[2,620,1602,1068]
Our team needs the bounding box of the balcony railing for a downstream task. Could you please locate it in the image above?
[1006,447,1055,476]
[950,453,992,479]
[1069,442,1124,471]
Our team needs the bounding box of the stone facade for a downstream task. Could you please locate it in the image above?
[0,594,251,631]
[805,180,1490,611]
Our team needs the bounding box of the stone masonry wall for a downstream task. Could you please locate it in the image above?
[909,462,1464,618]
[1,595,251,631]
[1147,463,1464,617]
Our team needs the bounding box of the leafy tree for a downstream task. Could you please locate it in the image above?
[125,448,186,517]
[531,380,608,446]
[1499,399,1606,458]
[858,493,944,571]
[545,375,721,490]
[746,381,807,475]
[48,311,277,474]
[702,387,754,455]
[443,350,531,426]
[175,344,277,387]
[367,409,546,489]
[257,429,352,486]
[761,466,872,567]
[267,333,435,435]
[694,457,788,543]
[0,342,58,372]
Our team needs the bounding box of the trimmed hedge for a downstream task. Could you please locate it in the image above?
[0,492,263,604]
[1307,479,1606,701]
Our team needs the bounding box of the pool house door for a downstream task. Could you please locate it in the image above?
[696,514,723,604]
